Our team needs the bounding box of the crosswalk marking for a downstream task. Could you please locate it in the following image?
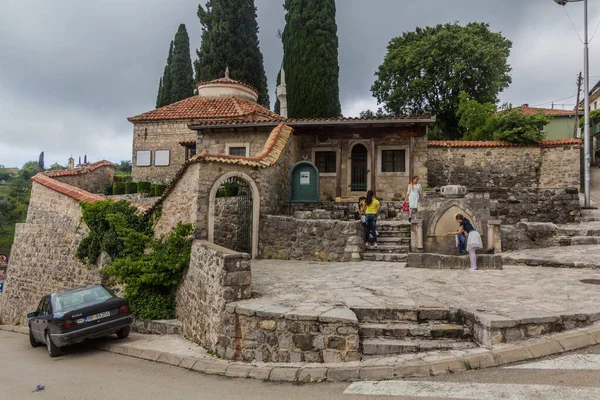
[344,381,600,399]
[505,354,600,370]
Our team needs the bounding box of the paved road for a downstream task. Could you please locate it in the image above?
[2,330,600,400]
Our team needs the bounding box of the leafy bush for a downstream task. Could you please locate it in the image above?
[76,200,192,320]
[114,174,132,183]
[102,183,113,196]
[153,184,168,197]
[137,181,152,194]
[113,182,125,195]
[125,182,138,194]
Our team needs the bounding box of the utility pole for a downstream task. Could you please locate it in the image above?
[574,72,583,139]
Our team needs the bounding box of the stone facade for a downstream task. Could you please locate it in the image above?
[0,183,103,325]
[220,307,360,363]
[52,165,114,194]
[197,128,272,159]
[297,133,428,201]
[132,121,197,184]
[259,215,364,262]
[213,197,243,251]
[176,241,251,351]
[428,143,580,189]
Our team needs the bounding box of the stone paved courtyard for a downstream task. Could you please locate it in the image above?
[238,260,600,322]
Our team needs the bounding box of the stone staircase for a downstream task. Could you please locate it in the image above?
[362,221,411,262]
[353,307,477,356]
[552,209,600,246]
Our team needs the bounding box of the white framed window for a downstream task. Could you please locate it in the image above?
[226,143,249,157]
[136,150,151,167]
[378,145,408,175]
[154,150,170,166]
[311,147,337,176]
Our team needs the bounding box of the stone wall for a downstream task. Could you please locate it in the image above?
[259,215,364,262]
[108,193,161,207]
[197,128,272,158]
[0,183,103,325]
[428,143,580,189]
[153,163,200,238]
[132,121,197,184]
[220,306,360,363]
[176,240,251,351]
[213,197,242,251]
[53,165,115,194]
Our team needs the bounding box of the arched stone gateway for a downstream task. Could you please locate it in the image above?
[208,172,260,258]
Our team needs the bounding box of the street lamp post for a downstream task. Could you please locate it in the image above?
[554,0,591,207]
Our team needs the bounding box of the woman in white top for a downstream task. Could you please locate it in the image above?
[405,176,421,222]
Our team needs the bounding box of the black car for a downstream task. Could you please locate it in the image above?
[28,284,133,357]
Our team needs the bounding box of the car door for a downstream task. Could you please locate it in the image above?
[31,297,46,341]
[37,296,51,343]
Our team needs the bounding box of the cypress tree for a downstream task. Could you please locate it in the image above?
[156,41,174,108]
[170,24,194,103]
[156,78,163,108]
[282,0,341,118]
[194,0,270,108]
[38,152,45,170]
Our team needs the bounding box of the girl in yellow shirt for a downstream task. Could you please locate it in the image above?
[364,190,380,247]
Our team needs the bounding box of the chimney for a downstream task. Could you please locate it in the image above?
[276,68,288,118]
[67,157,74,170]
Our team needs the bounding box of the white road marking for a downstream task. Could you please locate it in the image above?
[344,381,600,399]
[505,354,600,370]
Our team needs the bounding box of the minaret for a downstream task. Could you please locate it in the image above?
[276,68,288,118]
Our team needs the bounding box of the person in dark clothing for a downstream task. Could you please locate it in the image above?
[445,214,483,270]
[595,148,600,168]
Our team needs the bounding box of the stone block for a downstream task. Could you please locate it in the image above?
[428,357,468,375]
[323,349,343,363]
[138,350,162,362]
[586,324,600,343]
[526,339,564,358]
[327,367,360,382]
[248,366,272,380]
[298,368,328,383]
[204,360,229,375]
[319,308,358,324]
[462,351,497,369]
[393,363,431,378]
[492,344,533,366]
[259,320,277,331]
[225,364,251,378]
[269,367,299,382]
[359,366,395,380]
[553,331,596,351]
[327,336,346,350]
[189,358,208,371]
[255,306,291,319]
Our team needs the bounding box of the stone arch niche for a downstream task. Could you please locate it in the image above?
[426,201,481,254]
[208,171,260,258]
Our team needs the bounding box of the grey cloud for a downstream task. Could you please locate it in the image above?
[1,0,600,168]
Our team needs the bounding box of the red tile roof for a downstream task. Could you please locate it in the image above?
[128,96,284,123]
[428,139,581,148]
[148,123,293,213]
[515,106,577,116]
[43,160,117,177]
[32,174,107,204]
[188,114,435,127]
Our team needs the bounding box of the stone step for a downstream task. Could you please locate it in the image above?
[352,307,455,323]
[556,226,600,237]
[377,237,411,244]
[361,338,477,355]
[554,236,600,246]
[361,253,408,262]
[359,322,470,339]
[364,244,410,253]
[582,216,600,222]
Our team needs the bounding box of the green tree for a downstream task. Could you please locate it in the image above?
[371,22,512,139]
[47,163,66,171]
[493,109,551,144]
[38,152,45,170]
[359,108,387,118]
[457,92,496,140]
[115,160,132,174]
[194,0,270,108]
[282,0,341,118]
[0,168,10,182]
[156,77,163,109]
[169,24,194,103]
[156,41,174,108]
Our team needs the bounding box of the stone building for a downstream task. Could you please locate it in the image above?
[129,69,434,201]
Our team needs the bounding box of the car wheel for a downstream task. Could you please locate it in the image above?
[45,331,62,357]
[116,326,130,339]
[29,328,41,347]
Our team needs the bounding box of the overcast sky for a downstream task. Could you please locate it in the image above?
[1,0,600,168]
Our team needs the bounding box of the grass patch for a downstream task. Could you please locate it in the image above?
[0,223,16,253]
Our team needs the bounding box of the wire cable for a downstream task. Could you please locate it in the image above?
[564,7,585,44]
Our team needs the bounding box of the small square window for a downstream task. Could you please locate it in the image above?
[381,150,406,173]
[136,150,151,167]
[229,147,247,157]
[315,151,336,173]
[155,150,170,166]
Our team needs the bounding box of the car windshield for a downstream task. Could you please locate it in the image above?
[53,286,114,313]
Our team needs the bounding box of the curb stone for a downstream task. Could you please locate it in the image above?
[2,323,600,383]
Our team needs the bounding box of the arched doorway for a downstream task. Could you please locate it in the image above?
[290,161,320,203]
[350,144,368,192]
[208,172,260,258]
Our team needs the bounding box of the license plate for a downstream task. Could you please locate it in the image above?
[84,311,110,323]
